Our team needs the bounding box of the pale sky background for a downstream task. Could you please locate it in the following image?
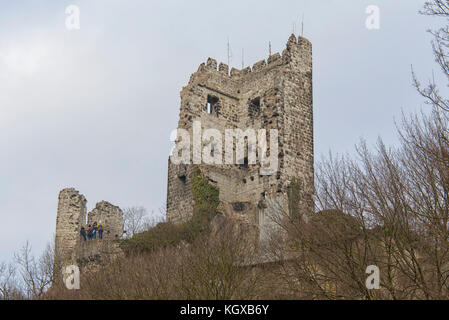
[0,0,442,262]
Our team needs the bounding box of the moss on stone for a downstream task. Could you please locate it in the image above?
[190,166,220,221]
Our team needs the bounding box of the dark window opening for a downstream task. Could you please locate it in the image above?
[206,95,219,115]
[251,97,260,108]
[248,97,261,117]
[232,202,246,211]
[239,156,249,169]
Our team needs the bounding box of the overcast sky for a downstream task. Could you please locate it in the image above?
[0,0,441,262]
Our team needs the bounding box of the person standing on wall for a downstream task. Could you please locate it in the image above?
[92,222,97,239]
[80,226,87,241]
[87,225,93,240]
[98,222,103,239]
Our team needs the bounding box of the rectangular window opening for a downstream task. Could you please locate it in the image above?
[206,95,219,115]
[251,97,261,109]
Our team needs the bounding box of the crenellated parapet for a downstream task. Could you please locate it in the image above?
[189,35,311,82]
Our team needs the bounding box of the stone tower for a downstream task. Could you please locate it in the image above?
[166,34,313,242]
[54,188,87,266]
[54,188,124,275]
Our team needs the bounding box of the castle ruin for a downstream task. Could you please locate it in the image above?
[54,188,124,275]
[53,34,314,277]
[167,34,314,243]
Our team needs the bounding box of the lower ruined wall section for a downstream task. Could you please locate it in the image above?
[166,161,194,223]
[54,188,124,279]
[76,239,123,273]
[167,161,289,250]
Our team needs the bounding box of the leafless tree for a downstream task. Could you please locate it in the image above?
[0,262,23,300]
[45,217,264,300]
[123,206,164,238]
[261,1,449,300]
[414,1,449,117]
[14,241,54,299]
[264,109,449,299]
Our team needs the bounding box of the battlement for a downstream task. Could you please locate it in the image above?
[192,35,311,80]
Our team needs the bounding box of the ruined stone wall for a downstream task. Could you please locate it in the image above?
[166,34,314,244]
[87,201,124,241]
[54,188,124,276]
[166,162,195,223]
[281,36,314,215]
[55,188,87,267]
[76,239,123,272]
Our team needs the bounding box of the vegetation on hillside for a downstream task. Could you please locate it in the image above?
[120,166,220,253]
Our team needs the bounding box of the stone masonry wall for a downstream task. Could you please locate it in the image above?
[87,201,124,241]
[54,188,124,276]
[55,188,87,267]
[166,34,314,244]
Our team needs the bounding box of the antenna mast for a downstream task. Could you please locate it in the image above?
[269,41,272,56]
[227,37,230,66]
[302,13,305,36]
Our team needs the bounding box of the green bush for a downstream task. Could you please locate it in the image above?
[121,166,220,254]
